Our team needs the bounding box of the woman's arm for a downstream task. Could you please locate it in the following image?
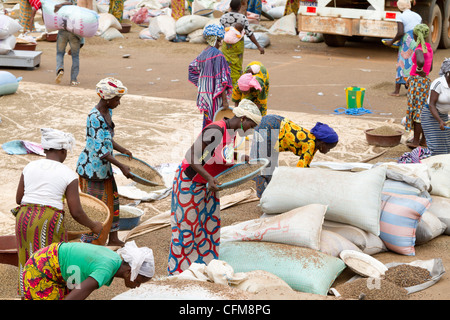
[103,152,133,178]
[16,174,25,205]
[249,34,265,54]
[415,49,426,77]
[386,22,404,45]
[65,180,103,234]
[64,277,99,300]
[428,90,446,130]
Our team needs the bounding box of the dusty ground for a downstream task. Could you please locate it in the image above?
[0,15,449,301]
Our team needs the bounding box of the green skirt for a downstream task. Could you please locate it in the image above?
[221,39,245,87]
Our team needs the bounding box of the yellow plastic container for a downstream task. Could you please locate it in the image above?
[346,87,365,109]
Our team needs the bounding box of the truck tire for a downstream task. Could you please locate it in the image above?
[323,34,348,47]
[414,3,442,52]
[439,0,450,48]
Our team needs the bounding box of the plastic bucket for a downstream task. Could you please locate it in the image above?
[345,87,365,109]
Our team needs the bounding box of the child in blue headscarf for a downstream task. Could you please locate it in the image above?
[250,116,338,197]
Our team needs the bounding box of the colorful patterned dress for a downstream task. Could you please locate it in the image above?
[396,30,417,86]
[168,120,236,275]
[188,46,232,128]
[232,61,270,116]
[251,115,317,197]
[76,107,120,243]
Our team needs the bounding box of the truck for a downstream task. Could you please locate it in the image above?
[298,0,450,51]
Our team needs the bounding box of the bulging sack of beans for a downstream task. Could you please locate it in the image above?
[41,0,99,37]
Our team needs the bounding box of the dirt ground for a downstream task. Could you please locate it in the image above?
[0,15,449,301]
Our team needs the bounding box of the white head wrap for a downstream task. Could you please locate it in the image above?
[40,128,75,152]
[96,77,128,100]
[232,99,262,125]
[397,0,411,11]
[249,64,261,74]
[117,241,155,281]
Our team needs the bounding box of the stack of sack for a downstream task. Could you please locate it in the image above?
[219,157,449,296]
[0,14,22,55]
[98,13,124,40]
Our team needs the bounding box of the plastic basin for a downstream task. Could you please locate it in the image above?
[365,129,403,147]
[119,205,144,230]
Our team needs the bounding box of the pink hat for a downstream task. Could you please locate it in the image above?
[238,73,262,92]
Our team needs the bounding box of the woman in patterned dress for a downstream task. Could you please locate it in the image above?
[14,128,102,297]
[385,0,421,96]
[404,24,433,149]
[250,116,338,197]
[232,61,270,116]
[189,24,233,128]
[168,100,262,276]
[220,0,265,87]
[76,78,133,247]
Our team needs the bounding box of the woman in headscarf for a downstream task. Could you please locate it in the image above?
[168,100,262,276]
[250,116,338,198]
[420,58,450,155]
[404,24,433,149]
[76,77,134,247]
[232,61,270,116]
[385,0,422,96]
[14,128,103,297]
[220,0,265,87]
[188,24,233,128]
[22,240,153,300]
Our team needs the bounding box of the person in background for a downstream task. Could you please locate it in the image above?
[54,2,85,86]
[171,0,192,20]
[18,0,34,32]
[232,61,270,116]
[220,0,265,87]
[76,77,134,247]
[14,128,103,297]
[251,117,338,197]
[22,241,153,300]
[109,0,124,22]
[385,0,422,97]
[188,24,233,128]
[77,0,93,10]
[168,100,262,276]
[405,24,433,149]
[420,59,450,155]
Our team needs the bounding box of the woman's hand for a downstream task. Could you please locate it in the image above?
[122,149,133,158]
[439,120,446,130]
[120,163,133,178]
[207,176,221,192]
[91,221,103,235]
[258,46,265,54]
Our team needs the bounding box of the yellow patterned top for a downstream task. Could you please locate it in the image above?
[278,118,317,168]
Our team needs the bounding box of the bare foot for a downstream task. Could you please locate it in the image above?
[389,92,400,97]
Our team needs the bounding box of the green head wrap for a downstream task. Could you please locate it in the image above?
[413,24,430,53]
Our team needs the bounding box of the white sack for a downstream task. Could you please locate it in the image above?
[415,211,447,245]
[422,154,450,197]
[98,13,122,34]
[149,15,176,41]
[267,6,285,19]
[268,13,296,35]
[320,230,362,257]
[376,162,431,192]
[322,220,387,255]
[101,27,124,40]
[426,196,450,235]
[260,166,387,235]
[188,28,206,43]
[175,15,210,35]
[221,204,328,250]
[0,15,22,40]
[244,32,270,49]
[0,35,16,55]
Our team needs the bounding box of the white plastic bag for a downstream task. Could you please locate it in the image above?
[98,13,122,34]
[101,27,124,40]
[175,15,210,35]
[244,32,270,49]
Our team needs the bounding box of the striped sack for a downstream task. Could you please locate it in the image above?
[380,192,431,255]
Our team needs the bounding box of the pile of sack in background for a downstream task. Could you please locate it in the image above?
[0,14,22,54]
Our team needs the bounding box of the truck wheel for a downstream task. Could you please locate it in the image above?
[439,0,450,48]
[414,4,442,52]
[429,5,443,52]
[323,34,348,47]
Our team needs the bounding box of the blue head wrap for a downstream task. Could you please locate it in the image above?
[203,24,225,39]
[310,122,339,144]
